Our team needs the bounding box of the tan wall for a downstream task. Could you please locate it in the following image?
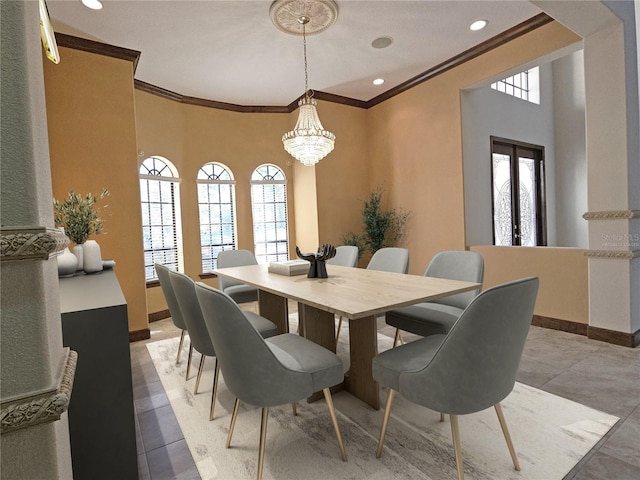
[43,47,148,334]
[470,246,589,324]
[367,22,581,275]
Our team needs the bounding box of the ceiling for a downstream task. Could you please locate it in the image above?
[47,1,543,106]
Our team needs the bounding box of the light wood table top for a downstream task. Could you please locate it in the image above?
[214,263,480,319]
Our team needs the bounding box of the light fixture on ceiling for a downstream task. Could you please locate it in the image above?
[469,19,488,31]
[272,0,337,167]
[373,78,385,86]
[81,0,103,10]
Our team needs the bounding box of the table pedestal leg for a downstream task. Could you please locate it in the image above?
[258,290,289,334]
[344,315,380,410]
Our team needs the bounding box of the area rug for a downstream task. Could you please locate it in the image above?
[147,314,618,480]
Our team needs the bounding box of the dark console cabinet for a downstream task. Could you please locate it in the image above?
[59,270,137,480]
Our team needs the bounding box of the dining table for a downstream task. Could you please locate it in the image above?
[213,263,481,409]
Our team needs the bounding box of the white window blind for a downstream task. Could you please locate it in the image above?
[250,164,289,264]
[197,162,237,272]
[139,156,184,281]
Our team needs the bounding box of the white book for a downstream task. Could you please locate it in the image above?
[268,260,309,276]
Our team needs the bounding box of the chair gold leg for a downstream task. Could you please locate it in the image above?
[176,329,186,364]
[226,398,240,448]
[494,403,521,471]
[440,412,445,422]
[292,402,297,416]
[185,343,194,380]
[450,414,464,480]
[257,407,269,480]
[335,316,343,346]
[209,359,220,421]
[392,329,404,347]
[194,354,205,394]
[376,389,396,458]
[323,388,347,461]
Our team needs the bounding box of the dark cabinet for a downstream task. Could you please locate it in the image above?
[59,270,137,480]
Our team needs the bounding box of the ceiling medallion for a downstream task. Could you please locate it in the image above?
[270,0,338,36]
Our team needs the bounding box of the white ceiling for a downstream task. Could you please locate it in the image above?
[48,0,543,106]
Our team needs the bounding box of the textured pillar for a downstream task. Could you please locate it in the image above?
[1,1,74,478]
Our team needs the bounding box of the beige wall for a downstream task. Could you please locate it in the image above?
[43,47,148,334]
[367,22,581,275]
[470,246,589,324]
[45,20,582,328]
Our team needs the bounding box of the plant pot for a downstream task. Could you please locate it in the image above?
[72,244,84,271]
[57,247,78,277]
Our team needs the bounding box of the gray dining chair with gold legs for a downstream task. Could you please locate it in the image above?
[385,250,483,347]
[216,249,259,304]
[195,282,347,480]
[374,277,539,480]
[155,263,191,366]
[169,270,278,422]
[326,245,359,345]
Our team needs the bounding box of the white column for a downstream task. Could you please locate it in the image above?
[1,1,74,477]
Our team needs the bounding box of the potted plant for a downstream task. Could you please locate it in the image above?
[54,188,109,272]
[341,187,410,257]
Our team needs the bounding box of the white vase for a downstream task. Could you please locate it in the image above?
[57,247,78,277]
[72,244,84,271]
[82,240,103,273]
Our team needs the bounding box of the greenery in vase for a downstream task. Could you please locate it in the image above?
[53,188,110,245]
[341,187,410,255]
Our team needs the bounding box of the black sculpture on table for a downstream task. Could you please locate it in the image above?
[296,244,336,278]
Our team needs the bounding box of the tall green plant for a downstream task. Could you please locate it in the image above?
[342,187,410,255]
[53,188,110,244]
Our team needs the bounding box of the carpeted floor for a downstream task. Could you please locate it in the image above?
[147,315,618,480]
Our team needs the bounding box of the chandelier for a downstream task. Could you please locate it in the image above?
[272,0,337,166]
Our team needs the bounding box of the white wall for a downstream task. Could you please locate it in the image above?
[553,50,588,248]
[462,62,557,246]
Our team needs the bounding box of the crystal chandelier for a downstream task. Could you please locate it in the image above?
[278,4,336,166]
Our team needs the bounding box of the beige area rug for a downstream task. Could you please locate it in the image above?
[147,314,618,480]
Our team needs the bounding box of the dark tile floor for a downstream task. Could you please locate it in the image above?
[131,303,640,480]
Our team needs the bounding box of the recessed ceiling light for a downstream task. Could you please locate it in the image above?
[81,0,103,10]
[469,19,487,31]
[371,36,393,49]
[373,78,385,86]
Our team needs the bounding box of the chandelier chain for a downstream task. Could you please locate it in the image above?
[303,22,308,96]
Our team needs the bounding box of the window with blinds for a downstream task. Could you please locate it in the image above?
[250,164,289,264]
[197,162,237,272]
[139,156,184,281]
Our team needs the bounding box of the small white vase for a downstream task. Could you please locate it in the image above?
[57,247,78,277]
[72,244,84,271]
[82,240,103,274]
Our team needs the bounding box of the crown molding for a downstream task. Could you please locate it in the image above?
[55,32,141,72]
[57,12,552,111]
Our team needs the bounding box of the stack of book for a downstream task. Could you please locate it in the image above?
[268,260,309,276]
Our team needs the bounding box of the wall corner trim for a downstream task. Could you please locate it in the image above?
[0,227,68,261]
[0,348,78,434]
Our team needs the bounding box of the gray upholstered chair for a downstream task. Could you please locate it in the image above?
[216,249,259,304]
[169,270,278,421]
[374,277,539,480]
[155,263,190,365]
[385,250,484,346]
[194,282,347,480]
[366,247,410,274]
[327,245,359,344]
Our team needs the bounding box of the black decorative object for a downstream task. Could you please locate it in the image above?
[296,244,336,278]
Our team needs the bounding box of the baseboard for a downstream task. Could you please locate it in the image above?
[532,315,588,336]
[149,309,170,323]
[129,328,150,342]
[532,315,639,348]
[587,325,640,348]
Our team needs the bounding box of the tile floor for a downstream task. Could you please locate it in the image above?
[131,303,640,480]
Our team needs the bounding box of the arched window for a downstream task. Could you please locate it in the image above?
[250,164,289,264]
[197,162,237,272]
[139,156,184,280]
